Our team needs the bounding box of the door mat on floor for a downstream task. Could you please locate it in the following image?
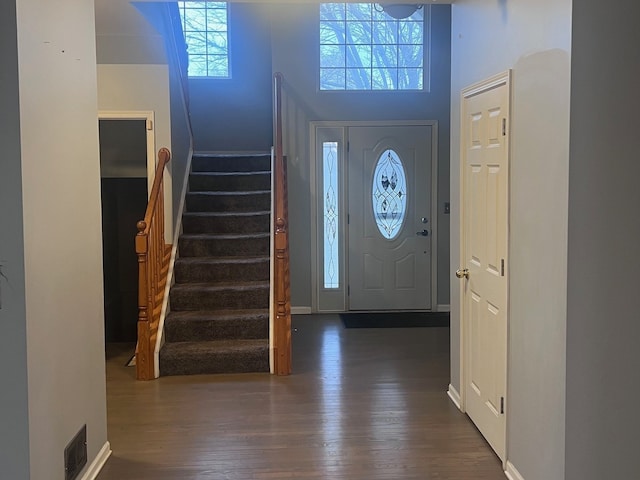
[340,312,450,328]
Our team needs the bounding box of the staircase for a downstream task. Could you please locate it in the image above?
[159,153,271,376]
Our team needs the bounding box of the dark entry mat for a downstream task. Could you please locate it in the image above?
[340,312,449,328]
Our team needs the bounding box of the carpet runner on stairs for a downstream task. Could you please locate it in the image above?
[159,153,271,376]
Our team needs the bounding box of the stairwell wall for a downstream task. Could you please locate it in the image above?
[2,0,109,477]
[188,2,274,152]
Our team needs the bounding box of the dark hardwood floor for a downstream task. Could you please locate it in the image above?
[98,314,505,479]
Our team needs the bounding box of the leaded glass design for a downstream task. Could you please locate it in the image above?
[323,142,339,288]
[320,3,424,90]
[178,2,229,78]
[372,149,407,239]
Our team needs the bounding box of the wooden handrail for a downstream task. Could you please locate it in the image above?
[273,72,292,375]
[135,147,171,380]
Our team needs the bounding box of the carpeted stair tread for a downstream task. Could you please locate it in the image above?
[174,256,269,284]
[182,211,270,234]
[159,339,269,376]
[167,308,268,322]
[164,309,269,342]
[170,281,270,311]
[180,232,269,240]
[176,255,269,264]
[191,154,271,173]
[188,189,271,196]
[178,233,269,257]
[186,191,270,212]
[171,280,270,292]
[189,171,271,192]
[183,210,270,217]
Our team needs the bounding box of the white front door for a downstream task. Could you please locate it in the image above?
[460,72,510,461]
[348,125,432,311]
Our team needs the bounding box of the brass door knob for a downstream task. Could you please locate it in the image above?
[456,268,469,279]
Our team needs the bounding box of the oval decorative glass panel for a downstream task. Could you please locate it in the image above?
[372,149,407,239]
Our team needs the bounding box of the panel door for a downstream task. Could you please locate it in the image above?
[348,125,432,311]
[461,75,510,461]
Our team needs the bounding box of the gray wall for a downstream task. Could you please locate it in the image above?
[0,2,30,477]
[189,2,274,152]
[450,0,571,478]
[565,2,640,478]
[5,0,109,477]
[271,3,452,308]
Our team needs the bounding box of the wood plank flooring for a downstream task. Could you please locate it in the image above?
[98,314,505,480]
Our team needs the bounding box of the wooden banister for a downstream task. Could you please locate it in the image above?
[135,147,171,380]
[273,72,292,375]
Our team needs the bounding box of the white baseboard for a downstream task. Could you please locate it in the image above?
[447,384,462,411]
[291,306,312,315]
[81,441,111,480]
[436,304,451,312]
[505,461,525,480]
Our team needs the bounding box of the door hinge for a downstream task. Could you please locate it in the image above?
[347,285,350,296]
[347,141,350,152]
[500,397,505,414]
[146,119,153,131]
[501,259,505,276]
[347,213,350,225]
[502,118,506,136]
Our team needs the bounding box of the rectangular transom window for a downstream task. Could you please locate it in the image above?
[320,3,424,90]
[178,1,230,78]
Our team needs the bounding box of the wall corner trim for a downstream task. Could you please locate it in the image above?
[505,461,525,480]
[447,384,462,410]
[80,441,112,480]
[291,306,312,315]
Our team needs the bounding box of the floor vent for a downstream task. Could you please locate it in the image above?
[64,424,87,480]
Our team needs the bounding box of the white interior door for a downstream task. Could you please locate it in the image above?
[348,125,432,311]
[460,73,510,461]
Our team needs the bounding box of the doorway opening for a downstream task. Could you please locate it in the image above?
[98,112,155,343]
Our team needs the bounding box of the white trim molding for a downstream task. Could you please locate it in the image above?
[291,306,312,315]
[505,461,526,480]
[447,384,462,411]
[80,441,111,480]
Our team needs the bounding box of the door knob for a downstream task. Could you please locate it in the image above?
[416,230,429,236]
[456,268,469,279]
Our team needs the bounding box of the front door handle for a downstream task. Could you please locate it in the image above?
[456,268,469,279]
[416,230,429,237]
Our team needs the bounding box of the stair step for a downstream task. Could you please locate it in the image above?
[178,233,269,257]
[170,281,269,311]
[182,211,270,234]
[174,256,269,283]
[164,309,269,342]
[191,154,271,173]
[189,171,271,192]
[159,339,269,376]
[186,191,270,213]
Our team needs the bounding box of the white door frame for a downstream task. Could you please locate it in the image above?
[457,70,511,467]
[310,120,439,313]
[97,110,173,244]
[98,111,157,195]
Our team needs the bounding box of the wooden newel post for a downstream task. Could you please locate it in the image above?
[135,220,152,380]
[274,217,292,375]
[272,72,292,375]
